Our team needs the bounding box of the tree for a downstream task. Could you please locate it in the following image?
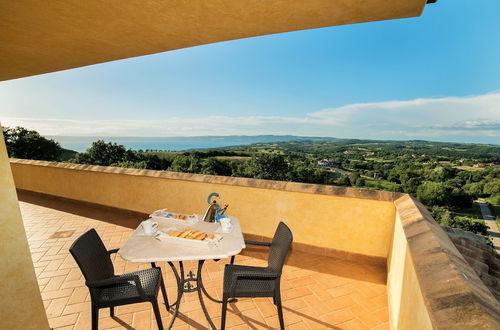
[3,126,63,161]
[462,182,484,198]
[483,180,500,196]
[111,160,148,169]
[348,172,360,186]
[72,140,127,166]
[355,177,366,187]
[450,188,473,208]
[430,206,488,235]
[170,153,202,173]
[246,153,289,180]
[200,158,233,176]
[430,206,453,226]
[450,216,488,236]
[429,166,456,182]
[416,181,453,206]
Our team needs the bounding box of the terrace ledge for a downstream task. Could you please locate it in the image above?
[10,158,404,202]
[394,195,500,329]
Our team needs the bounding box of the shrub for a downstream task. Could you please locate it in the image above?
[430,206,488,236]
[451,216,488,236]
[488,193,500,206]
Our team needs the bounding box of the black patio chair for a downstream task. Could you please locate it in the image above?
[221,221,293,330]
[69,229,169,330]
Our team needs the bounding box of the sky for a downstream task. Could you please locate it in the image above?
[1,0,499,144]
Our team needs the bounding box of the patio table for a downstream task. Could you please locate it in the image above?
[118,215,245,329]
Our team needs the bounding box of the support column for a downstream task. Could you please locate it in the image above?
[0,126,49,329]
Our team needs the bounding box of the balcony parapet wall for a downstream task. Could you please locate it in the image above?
[391,195,500,329]
[10,158,403,201]
[10,159,397,263]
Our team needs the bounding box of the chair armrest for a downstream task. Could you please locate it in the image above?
[244,240,271,247]
[226,265,278,296]
[232,271,278,280]
[107,248,120,255]
[86,275,147,300]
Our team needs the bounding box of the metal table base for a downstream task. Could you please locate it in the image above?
[164,260,220,330]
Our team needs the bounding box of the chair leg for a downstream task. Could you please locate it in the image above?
[159,274,170,311]
[151,300,164,330]
[110,306,115,317]
[151,300,163,330]
[221,296,229,330]
[275,292,285,330]
[230,255,235,264]
[91,303,99,330]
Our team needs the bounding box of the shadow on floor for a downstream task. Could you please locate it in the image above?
[18,189,387,285]
[17,189,147,230]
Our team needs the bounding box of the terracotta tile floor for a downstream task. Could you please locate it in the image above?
[18,191,389,330]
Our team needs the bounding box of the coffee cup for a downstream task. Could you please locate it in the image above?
[220,218,232,233]
[142,219,158,234]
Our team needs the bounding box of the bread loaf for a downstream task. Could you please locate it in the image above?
[179,230,192,238]
[192,232,206,240]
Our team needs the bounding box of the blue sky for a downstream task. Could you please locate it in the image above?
[1,0,499,144]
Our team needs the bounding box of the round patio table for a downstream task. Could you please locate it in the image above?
[118,216,245,329]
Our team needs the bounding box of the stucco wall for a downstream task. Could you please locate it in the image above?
[390,196,500,329]
[10,159,396,258]
[0,136,49,329]
[387,213,432,329]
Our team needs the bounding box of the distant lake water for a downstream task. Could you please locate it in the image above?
[50,135,332,152]
[51,137,249,152]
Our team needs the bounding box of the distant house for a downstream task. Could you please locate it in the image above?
[317,159,331,168]
[473,163,486,168]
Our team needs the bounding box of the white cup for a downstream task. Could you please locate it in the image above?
[220,218,232,233]
[142,219,158,234]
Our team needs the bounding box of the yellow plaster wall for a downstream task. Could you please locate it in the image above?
[387,213,432,330]
[0,133,49,329]
[11,161,396,258]
[1,0,428,81]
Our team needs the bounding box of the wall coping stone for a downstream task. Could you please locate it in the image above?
[395,195,500,329]
[10,158,403,202]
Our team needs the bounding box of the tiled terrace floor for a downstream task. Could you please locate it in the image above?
[19,191,389,330]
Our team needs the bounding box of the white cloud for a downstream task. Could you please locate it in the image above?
[1,92,499,143]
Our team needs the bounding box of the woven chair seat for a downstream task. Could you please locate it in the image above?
[69,229,169,330]
[221,222,293,330]
[96,267,161,303]
[223,265,276,297]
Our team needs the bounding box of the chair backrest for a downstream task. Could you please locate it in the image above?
[267,222,293,274]
[69,229,115,283]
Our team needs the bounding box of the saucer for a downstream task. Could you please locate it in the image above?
[136,227,160,236]
[215,226,233,234]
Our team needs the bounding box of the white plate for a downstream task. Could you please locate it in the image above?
[150,211,199,226]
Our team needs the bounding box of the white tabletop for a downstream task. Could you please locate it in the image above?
[118,216,246,262]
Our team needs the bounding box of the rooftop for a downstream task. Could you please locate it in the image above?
[20,190,389,329]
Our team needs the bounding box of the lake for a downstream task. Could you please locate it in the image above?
[51,137,251,152]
